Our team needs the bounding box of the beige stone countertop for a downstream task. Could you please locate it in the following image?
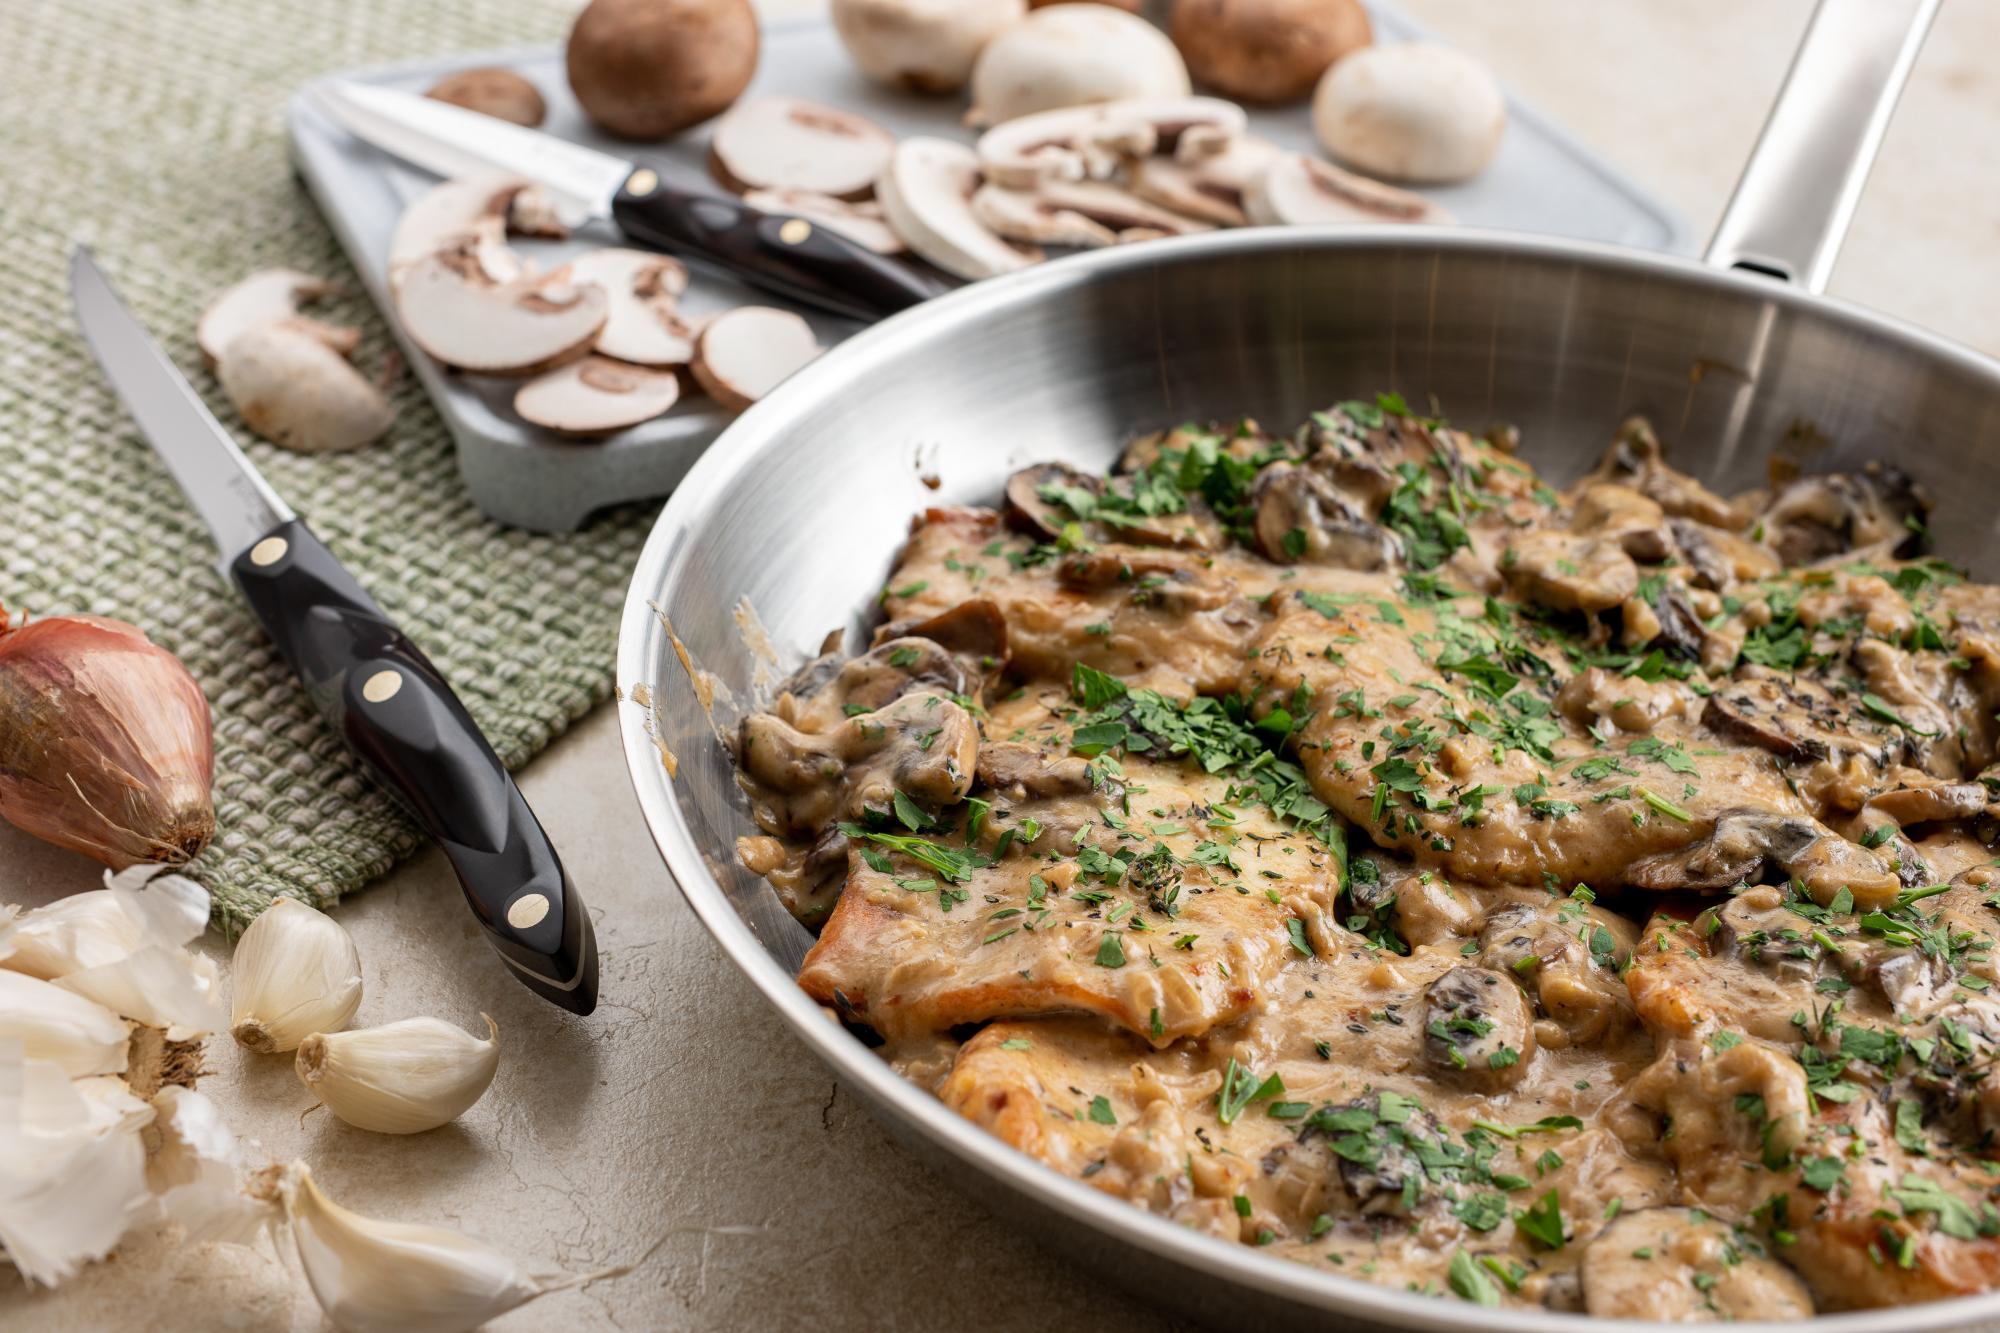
[5,1,1998,1329]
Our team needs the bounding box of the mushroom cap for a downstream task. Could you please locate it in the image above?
[1243,150,1451,226]
[515,355,682,435]
[566,0,760,140]
[424,67,548,127]
[974,95,1247,188]
[394,245,610,376]
[741,188,908,255]
[708,96,897,201]
[690,306,823,414]
[196,269,355,367]
[216,321,393,455]
[561,247,697,367]
[1169,0,1371,104]
[829,0,1026,95]
[966,5,1191,128]
[876,136,1044,281]
[1312,41,1506,184]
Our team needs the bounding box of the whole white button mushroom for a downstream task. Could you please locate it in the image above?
[1312,42,1506,184]
[830,0,1026,95]
[967,5,1190,127]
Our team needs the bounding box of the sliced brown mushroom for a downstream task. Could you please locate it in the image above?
[1005,462,1101,540]
[708,96,896,201]
[739,691,978,836]
[1249,461,1399,569]
[561,248,696,367]
[973,96,1248,188]
[876,137,1045,281]
[513,356,680,436]
[971,178,1214,248]
[1866,781,1989,828]
[1475,899,1635,1045]
[1624,807,1898,904]
[1758,463,1932,567]
[870,599,1011,671]
[387,172,566,289]
[741,188,907,255]
[1671,518,1779,591]
[1501,530,1638,613]
[1584,418,1745,529]
[1581,1208,1812,1321]
[1421,965,1534,1088]
[1706,887,1823,984]
[689,306,823,413]
[394,243,609,375]
[975,742,1096,799]
[216,321,394,454]
[1243,152,1451,226]
[1568,483,1671,562]
[1318,1093,1447,1216]
[1128,135,1281,226]
[196,269,355,367]
[424,67,547,127]
[1702,669,1893,769]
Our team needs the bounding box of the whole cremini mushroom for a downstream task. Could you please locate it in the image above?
[424,68,547,126]
[1312,41,1506,183]
[1169,0,1370,104]
[966,5,1190,127]
[831,0,1025,95]
[566,0,759,140]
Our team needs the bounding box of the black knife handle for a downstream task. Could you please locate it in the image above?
[230,519,598,1015]
[611,169,943,321]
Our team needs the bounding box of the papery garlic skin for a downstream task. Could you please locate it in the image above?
[297,1014,499,1134]
[0,969,131,1076]
[0,1058,154,1285]
[230,897,362,1053]
[146,1085,278,1244]
[0,608,215,868]
[278,1161,561,1333]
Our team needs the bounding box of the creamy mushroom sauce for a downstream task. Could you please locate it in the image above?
[732,400,2000,1319]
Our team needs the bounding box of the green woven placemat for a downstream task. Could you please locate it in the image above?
[0,0,651,933]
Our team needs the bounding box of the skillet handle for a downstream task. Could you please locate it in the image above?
[1704,0,1939,293]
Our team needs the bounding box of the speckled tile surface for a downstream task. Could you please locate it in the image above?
[4,0,1997,1328]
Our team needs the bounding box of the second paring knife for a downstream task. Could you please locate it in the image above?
[317,80,947,322]
[68,247,600,1015]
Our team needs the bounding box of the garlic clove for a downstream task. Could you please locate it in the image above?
[273,1161,620,1333]
[0,1057,155,1285]
[0,969,131,1076]
[229,897,363,1054]
[296,1015,500,1135]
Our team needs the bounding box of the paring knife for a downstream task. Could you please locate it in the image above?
[316,81,946,322]
[68,247,599,1016]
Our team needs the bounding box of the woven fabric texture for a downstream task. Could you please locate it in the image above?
[0,0,651,932]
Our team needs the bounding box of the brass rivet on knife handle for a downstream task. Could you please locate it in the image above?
[361,669,403,704]
[625,167,657,196]
[778,218,812,245]
[250,536,290,566]
[507,893,551,929]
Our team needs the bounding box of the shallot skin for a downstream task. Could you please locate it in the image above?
[0,608,216,869]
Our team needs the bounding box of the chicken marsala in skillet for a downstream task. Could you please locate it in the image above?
[731,395,2000,1319]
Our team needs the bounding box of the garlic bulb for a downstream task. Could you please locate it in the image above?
[0,970,131,1076]
[230,897,362,1053]
[0,605,215,868]
[0,1060,154,1285]
[274,1161,619,1333]
[297,1015,500,1134]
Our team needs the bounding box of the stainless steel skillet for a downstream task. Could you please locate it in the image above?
[617,0,2000,1326]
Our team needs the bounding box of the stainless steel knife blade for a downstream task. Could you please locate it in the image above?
[315,81,633,226]
[68,248,294,566]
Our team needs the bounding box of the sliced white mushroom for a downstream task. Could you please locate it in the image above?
[1243,151,1452,226]
[708,97,897,201]
[1313,42,1507,184]
[741,188,908,256]
[561,248,697,367]
[387,172,566,289]
[1128,134,1281,226]
[394,242,609,376]
[196,269,357,367]
[974,96,1246,189]
[972,178,1214,247]
[876,137,1044,281]
[515,356,681,436]
[217,321,394,454]
[966,5,1191,128]
[829,0,1026,95]
[690,307,823,414]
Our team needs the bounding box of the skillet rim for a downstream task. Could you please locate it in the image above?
[615,224,2000,1332]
